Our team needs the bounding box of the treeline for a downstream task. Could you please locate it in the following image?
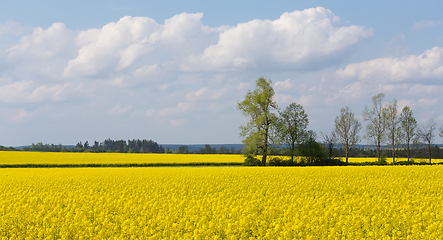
[21,139,165,153]
[331,145,443,159]
[238,77,443,166]
[165,144,241,154]
[18,141,242,154]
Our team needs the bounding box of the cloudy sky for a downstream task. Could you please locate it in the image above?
[1,0,442,146]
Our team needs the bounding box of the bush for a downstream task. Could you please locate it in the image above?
[380,155,388,165]
[268,157,283,166]
[243,156,262,166]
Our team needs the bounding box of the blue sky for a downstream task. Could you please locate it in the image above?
[0,0,442,146]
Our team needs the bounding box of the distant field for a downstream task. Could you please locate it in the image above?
[1,152,442,167]
[0,151,244,166]
[344,157,443,164]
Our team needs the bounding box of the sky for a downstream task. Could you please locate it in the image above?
[0,0,443,146]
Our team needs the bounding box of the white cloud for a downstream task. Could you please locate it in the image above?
[412,20,442,31]
[185,87,209,101]
[170,118,185,127]
[0,21,24,38]
[159,102,195,116]
[10,109,34,122]
[7,23,76,60]
[109,103,132,114]
[418,98,439,107]
[274,79,292,91]
[182,7,373,71]
[397,99,416,111]
[298,94,319,107]
[133,63,161,77]
[63,13,223,78]
[337,47,443,82]
[63,16,160,77]
[275,93,296,105]
[0,81,79,103]
[184,86,231,102]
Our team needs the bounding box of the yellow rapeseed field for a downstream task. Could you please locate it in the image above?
[0,151,243,165]
[1,166,442,239]
[345,157,443,164]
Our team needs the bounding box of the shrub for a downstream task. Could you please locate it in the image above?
[243,156,262,166]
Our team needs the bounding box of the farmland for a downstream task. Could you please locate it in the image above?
[0,151,244,167]
[1,151,443,167]
[1,166,442,239]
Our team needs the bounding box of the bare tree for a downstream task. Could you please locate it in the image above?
[321,131,336,160]
[363,93,387,163]
[385,99,401,165]
[335,106,361,163]
[399,106,417,163]
[418,119,436,164]
[439,125,443,139]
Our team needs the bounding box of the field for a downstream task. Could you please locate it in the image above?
[0,151,244,166]
[1,151,442,167]
[1,166,442,239]
[343,157,443,164]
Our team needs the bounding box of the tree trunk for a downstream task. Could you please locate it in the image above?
[428,142,432,164]
[392,140,395,165]
[407,144,410,163]
[290,142,295,163]
[262,125,269,165]
[392,150,395,165]
[377,145,381,163]
[345,151,349,163]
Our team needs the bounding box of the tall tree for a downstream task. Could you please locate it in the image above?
[321,131,336,160]
[334,106,361,163]
[399,106,417,163]
[238,77,278,165]
[277,102,309,163]
[363,93,387,163]
[418,119,436,164]
[385,99,401,165]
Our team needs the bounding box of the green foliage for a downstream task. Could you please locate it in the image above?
[379,154,388,165]
[277,102,309,161]
[238,77,278,165]
[0,146,16,151]
[199,144,216,154]
[297,136,329,165]
[243,156,262,166]
[178,145,189,154]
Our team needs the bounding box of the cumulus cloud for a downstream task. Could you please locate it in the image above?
[336,47,443,82]
[7,23,76,60]
[184,86,231,102]
[159,102,195,117]
[274,79,293,92]
[412,20,442,31]
[109,103,132,114]
[0,21,24,38]
[63,13,223,78]
[0,81,80,103]
[3,8,372,84]
[10,109,35,122]
[182,7,373,71]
